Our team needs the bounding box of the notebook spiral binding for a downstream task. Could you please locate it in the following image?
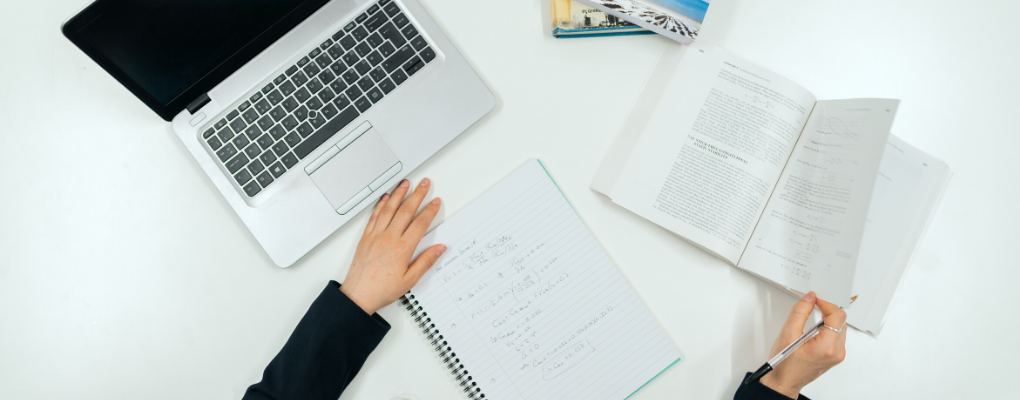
[401,293,485,399]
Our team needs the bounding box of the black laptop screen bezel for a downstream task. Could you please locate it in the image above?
[62,0,331,121]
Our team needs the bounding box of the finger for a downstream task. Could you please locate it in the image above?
[363,193,390,236]
[404,197,441,240]
[815,297,847,342]
[375,179,411,230]
[405,244,447,284]
[389,178,431,234]
[780,292,817,342]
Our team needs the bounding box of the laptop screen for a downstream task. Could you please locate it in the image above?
[64,0,330,120]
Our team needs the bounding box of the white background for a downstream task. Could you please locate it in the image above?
[1,0,1016,398]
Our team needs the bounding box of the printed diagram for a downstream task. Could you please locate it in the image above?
[816,117,860,141]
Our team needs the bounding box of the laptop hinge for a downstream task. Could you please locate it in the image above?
[186,93,211,114]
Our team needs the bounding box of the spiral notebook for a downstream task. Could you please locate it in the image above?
[402,159,680,399]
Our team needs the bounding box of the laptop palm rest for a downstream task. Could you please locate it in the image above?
[306,122,401,215]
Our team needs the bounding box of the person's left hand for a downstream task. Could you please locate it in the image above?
[340,178,446,315]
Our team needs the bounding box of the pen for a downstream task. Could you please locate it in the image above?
[744,320,826,385]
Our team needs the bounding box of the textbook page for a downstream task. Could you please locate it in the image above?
[847,135,952,335]
[739,99,899,307]
[409,160,681,400]
[611,41,817,264]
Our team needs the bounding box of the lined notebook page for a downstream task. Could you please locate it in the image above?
[410,160,680,400]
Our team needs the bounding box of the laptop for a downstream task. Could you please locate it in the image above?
[63,0,495,267]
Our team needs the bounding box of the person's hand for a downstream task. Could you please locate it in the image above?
[340,178,446,315]
[759,291,847,399]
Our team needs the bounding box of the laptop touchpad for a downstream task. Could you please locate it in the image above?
[307,122,401,215]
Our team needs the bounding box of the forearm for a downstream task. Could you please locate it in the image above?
[734,372,811,400]
[243,281,390,400]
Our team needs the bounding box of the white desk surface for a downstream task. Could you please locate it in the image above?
[2,0,1017,398]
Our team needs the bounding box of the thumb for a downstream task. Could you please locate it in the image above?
[780,292,817,342]
[406,244,447,284]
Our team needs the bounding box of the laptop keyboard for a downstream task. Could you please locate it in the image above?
[201,0,435,198]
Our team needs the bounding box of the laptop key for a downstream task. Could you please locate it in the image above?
[332,29,346,41]
[351,26,368,41]
[269,124,287,141]
[309,47,321,59]
[345,85,362,100]
[342,69,360,85]
[259,150,277,166]
[367,51,384,66]
[231,134,249,150]
[272,141,289,157]
[319,70,336,85]
[229,117,246,133]
[330,61,346,75]
[243,181,261,197]
[366,33,384,48]
[244,143,261,159]
[294,87,311,103]
[215,118,228,130]
[391,69,408,85]
[294,106,308,121]
[256,134,273,150]
[203,127,216,139]
[420,47,436,62]
[217,143,238,162]
[318,87,336,103]
[282,152,299,167]
[367,4,380,15]
[401,24,418,40]
[307,78,324,94]
[327,44,344,59]
[256,171,274,188]
[273,74,287,85]
[357,76,374,91]
[333,93,352,110]
[242,108,259,124]
[254,99,272,114]
[339,34,357,51]
[403,56,424,75]
[382,46,414,73]
[378,23,405,48]
[286,65,299,76]
[207,136,223,150]
[355,12,368,23]
[344,21,357,32]
[285,131,302,146]
[310,113,327,129]
[281,115,299,131]
[226,153,248,174]
[248,159,265,175]
[320,38,333,50]
[410,36,426,51]
[393,13,409,28]
[366,87,383,103]
[293,106,360,159]
[290,72,307,88]
[269,106,286,122]
[307,97,324,110]
[295,122,314,138]
[379,42,396,57]
[227,109,240,121]
[383,2,400,16]
[354,60,371,75]
[315,54,331,69]
[217,126,235,142]
[249,92,263,103]
[379,78,395,94]
[322,103,338,119]
[330,79,348,94]
[354,96,372,112]
[261,83,274,94]
[355,42,371,58]
[234,168,252,186]
[257,116,275,131]
[267,90,284,105]
[364,12,386,31]
[244,125,262,140]
[268,162,287,178]
[281,96,299,112]
[297,56,310,67]
[238,101,251,111]
[279,81,296,96]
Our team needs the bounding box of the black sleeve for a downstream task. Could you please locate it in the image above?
[243,281,390,400]
[734,372,811,400]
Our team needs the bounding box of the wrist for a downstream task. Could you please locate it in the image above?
[339,285,379,315]
[759,374,802,399]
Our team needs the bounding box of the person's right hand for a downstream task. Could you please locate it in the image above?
[759,291,847,399]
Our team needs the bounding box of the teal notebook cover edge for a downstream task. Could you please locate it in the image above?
[536,159,681,399]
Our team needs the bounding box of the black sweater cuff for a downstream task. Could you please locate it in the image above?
[734,372,811,400]
[243,281,390,400]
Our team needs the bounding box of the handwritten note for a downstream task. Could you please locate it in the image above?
[409,160,680,400]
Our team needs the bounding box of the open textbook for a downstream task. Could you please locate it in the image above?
[592,42,951,335]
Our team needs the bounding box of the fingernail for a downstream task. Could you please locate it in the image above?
[804,292,816,302]
[399,180,409,187]
[436,245,447,256]
[420,177,430,187]
[381,193,389,201]
[431,197,441,205]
